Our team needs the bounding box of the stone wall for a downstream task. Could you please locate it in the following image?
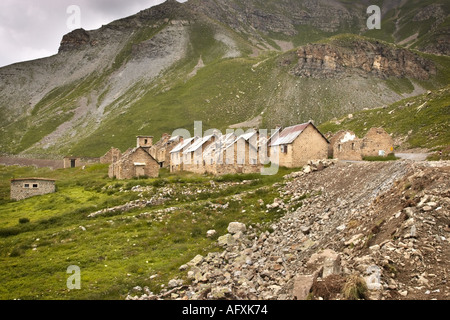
[361,127,394,157]
[100,148,122,164]
[63,157,100,168]
[10,179,56,201]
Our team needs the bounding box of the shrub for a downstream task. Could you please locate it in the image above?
[191,226,203,238]
[342,274,368,300]
[19,218,30,224]
[0,227,21,237]
[9,247,24,257]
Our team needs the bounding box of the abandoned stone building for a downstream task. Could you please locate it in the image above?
[149,134,183,168]
[10,178,56,201]
[108,136,159,179]
[361,127,394,157]
[181,134,218,174]
[329,130,363,161]
[202,132,240,174]
[269,121,329,168]
[217,131,264,175]
[100,147,122,164]
[170,137,199,173]
[63,156,100,168]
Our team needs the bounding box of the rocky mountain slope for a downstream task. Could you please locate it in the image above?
[0,0,448,157]
[128,160,450,300]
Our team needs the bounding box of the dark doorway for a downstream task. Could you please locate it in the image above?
[71,159,76,168]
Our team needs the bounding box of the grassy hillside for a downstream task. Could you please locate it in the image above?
[1,1,448,158]
[50,37,450,157]
[318,85,450,151]
[0,164,298,299]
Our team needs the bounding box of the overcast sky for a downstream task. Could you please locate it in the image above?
[0,0,187,68]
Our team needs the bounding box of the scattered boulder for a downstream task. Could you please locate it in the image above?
[293,275,316,300]
[217,234,236,247]
[227,222,246,234]
[206,230,217,238]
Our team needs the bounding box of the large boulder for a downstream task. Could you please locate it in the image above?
[227,222,246,234]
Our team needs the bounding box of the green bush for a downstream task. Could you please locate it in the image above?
[19,218,30,224]
[9,247,24,257]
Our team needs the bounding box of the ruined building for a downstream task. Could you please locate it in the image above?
[361,127,394,157]
[329,130,363,161]
[328,127,394,160]
[108,136,159,179]
[100,147,122,164]
[149,134,183,168]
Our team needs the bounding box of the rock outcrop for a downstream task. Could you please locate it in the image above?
[292,38,437,80]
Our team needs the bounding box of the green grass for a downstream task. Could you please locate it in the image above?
[362,154,399,162]
[318,85,450,150]
[0,164,296,300]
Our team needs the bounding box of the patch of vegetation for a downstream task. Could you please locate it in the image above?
[363,153,399,162]
[342,274,368,300]
[318,85,450,151]
[0,163,295,299]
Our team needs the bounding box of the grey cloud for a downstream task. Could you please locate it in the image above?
[0,0,175,67]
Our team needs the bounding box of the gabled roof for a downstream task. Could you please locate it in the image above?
[170,137,198,154]
[269,122,328,146]
[204,133,236,156]
[117,146,158,163]
[183,134,217,154]
[225,130,257,150]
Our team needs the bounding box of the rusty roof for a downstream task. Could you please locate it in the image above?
[269,122,310,147]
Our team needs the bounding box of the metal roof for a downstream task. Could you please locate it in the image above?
[183,134,216,154]
[204,133,236,156]
[170,137,198,154]
[269,123,310,147]
[225,130,257,150]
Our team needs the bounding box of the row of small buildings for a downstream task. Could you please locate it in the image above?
[10,123,394,200]
[105,122,394,179]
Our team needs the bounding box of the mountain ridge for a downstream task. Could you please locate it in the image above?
[0,0,448,157]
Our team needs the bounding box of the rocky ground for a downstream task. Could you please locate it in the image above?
[127,159,450,300]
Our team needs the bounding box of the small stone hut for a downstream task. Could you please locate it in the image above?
[64,156,100,168]
[10,178,56,201]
